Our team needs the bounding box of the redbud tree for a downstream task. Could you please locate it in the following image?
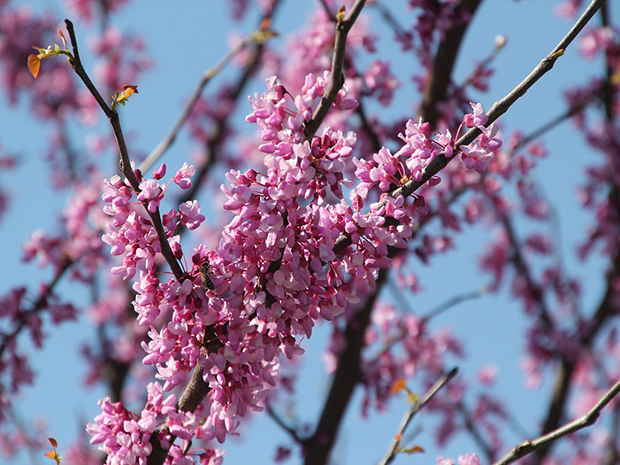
[1,0,619,464]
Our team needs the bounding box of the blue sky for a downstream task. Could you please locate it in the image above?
[0,1,610,464]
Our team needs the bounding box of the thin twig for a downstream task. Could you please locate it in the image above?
[422,287,488,321]
[457,399,497,463]
[515,89,598,148]
[139,31,269,173]
[317,0,334,19]
[370,1,408,40]
[0,258,73,359]
[266,405,303,443]
[378,367,459,465]
[65,19,185,281]
[333,0,606,256]
[367,287,486,366]
[303,0,366,140]
[494,377,620,465]
[501,215,554,328]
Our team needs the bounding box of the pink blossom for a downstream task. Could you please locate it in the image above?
[179,200,205,230]
[174,163,196,189]
[137,179,164,213]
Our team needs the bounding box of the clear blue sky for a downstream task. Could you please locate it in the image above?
[1,1,607,464]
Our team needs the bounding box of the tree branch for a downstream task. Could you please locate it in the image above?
[303,268,387,465]
[378,367,459,465]
[303,0,367,140]
[495,377,620,465]
[267,405,303,444]
[138,17,277,173]
[65,19,185,281]
[419,0,482,127]
[333,0,606,256]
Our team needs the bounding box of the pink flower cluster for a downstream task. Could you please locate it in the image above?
[437,454,480,465]
[87,383,224,465]
[89,71,502,461]
[359,303,463,416]
[352,101,500,206]
[459,103,502,173]
[363,60,400,106]
[101,163,204,281]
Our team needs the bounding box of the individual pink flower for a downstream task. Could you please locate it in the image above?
[178,200,205,230]
[173,163,196,189]
[137,179,164,213]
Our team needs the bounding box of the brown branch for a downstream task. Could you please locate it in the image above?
[495,377,620,465]
[303,0,367,140]
[0,258,73,359]
[303,267,387,465]
[419,0,482,126]
[456,399,497,463]
[64,22,214,462]
[333,0,605,256]
[65,19,185,282]
[147,363,211,464]
[378,367,459,465]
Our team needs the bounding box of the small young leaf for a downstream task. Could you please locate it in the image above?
[392,379,407,395]
[48,437,58,448]
[406,392,420,406]
[123,84,138,96]
[27,54,41,78]
[58,29,68,49]
[260,17,271,31]
[550,48,565,59]
[336,6,345,22]
[401,445,424,455]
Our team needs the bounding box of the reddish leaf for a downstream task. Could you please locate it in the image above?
[27,54,40,79]
[404,445,424,454]
[392,379,407,394]
[58,29,68,49]
[260,17,271,31]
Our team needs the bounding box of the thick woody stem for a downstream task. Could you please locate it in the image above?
[303,268,387,465]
